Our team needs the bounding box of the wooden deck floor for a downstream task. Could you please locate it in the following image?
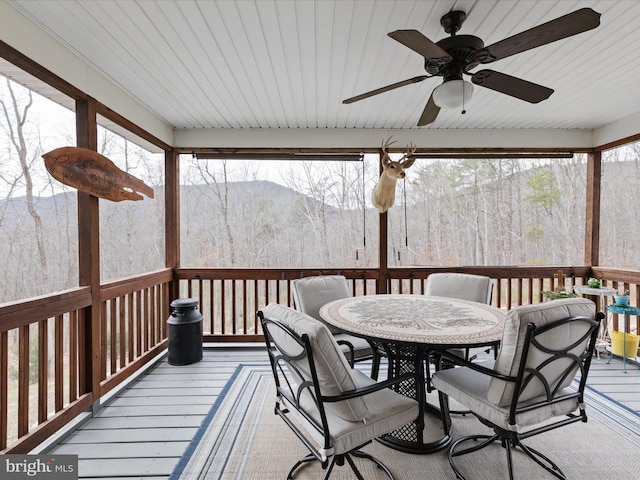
[42,345,640,480]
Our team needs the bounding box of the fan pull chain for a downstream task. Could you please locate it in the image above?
[403,177,408,249]
[462,81,467,115]
[398,177,408,262]
[357,153,365,261]
[362,154,366,248]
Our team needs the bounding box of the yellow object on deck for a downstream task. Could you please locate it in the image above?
[610,330,640,358]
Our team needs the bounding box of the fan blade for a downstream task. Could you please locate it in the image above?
[471,70,553,103]
[388,30,452,64]
[477,8,600,63]
[417,93,440,126]
[342,76,429,104]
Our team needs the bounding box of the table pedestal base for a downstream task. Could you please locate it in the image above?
[378,402,452,454]
[379,342,452,454]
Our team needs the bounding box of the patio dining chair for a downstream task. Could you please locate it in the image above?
[425,273,494,361]
[424,273,495,410]
[291,275,383,379]
[258,303,420,480]
[432,298,603,480]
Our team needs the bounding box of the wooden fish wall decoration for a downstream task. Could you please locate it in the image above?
[42,146,154,202]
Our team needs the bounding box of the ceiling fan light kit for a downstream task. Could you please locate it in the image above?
[432,79,473,110]
[343,8,601,126]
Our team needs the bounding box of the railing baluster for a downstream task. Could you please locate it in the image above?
[69,310,78,402]
[110,299,117,375]
[55,314,64,412]
[127,294,134,362]
[242,280,248,334]
[253,280,259,332]
[232,280,237,335]
[1,331,8,450]
[38,318,48,424]
[198,278,204,331]
[18,325,29,437]
[119,296,126,369]
[206,279,212,334]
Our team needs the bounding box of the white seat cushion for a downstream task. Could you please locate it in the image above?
[432,365,578,432]
[488,298,596,406]
[334,333,374,359]
[291,275,351,334]
[289,368,419,455]
[261,303,368,421]
[425,273,492,304]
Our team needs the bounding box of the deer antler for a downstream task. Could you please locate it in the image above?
[381,136,398,151]
[381,136,398,165]
[401,142,417,163]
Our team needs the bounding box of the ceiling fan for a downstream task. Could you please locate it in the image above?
[342,8,601,126]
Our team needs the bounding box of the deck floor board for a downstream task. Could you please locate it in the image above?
[44,346,640,479]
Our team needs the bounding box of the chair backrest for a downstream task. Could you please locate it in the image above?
[487,298,600,408]
[291,275,351,333]
[259,303,367,422]
[424,273,493,304]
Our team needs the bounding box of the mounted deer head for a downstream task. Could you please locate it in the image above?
[371,137,416,213]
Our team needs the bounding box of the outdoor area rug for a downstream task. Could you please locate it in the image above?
[169,363,640,480]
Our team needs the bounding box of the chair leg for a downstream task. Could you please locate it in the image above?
[449,434,500,479]
[288,450,396,480]
[370,342,386,380]
[504,438,515,480]
[321,456,337,480]
[286,453,315,479]
[352,450,396,480]
[371,350,381,380]
[449,433,568,480]
[345,454,365,480]
[517,441,568,480]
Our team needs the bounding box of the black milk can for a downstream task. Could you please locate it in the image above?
[167,298,203,365]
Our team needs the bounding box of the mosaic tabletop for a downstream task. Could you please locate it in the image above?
[319,294,506,346]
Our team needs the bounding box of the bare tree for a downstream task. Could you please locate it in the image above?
[0,78,49,293]
[282,162,335,266]
[191,159,237,265]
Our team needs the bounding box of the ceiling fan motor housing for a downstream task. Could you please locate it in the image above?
[440,10,467,35]
[425,35,484,78]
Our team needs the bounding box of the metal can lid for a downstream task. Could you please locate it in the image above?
[170,298,199,309]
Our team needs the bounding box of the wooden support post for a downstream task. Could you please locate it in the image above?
[76,97,101,412]
[584,150,601,267]
[165,149,180,302]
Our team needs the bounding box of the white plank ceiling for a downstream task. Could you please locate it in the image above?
[5,0,640,132]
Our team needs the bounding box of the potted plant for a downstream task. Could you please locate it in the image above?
[614,289,630,307]
[542,290,578,301]
[587,277,601,288]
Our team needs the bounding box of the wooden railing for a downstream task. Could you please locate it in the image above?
[98,269,173,397]
[2,265,640,452]
[0,288,92,453]
[591,267,640,332]
[175,268,380,342]
[175,265,605,340]
[0,269,173,453]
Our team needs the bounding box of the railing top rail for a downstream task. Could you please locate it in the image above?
[175,268,380,281]
[100,268,174,301]
[0,287,92,332]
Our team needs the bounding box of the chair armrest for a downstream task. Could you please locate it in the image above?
[322,372,423,403]
[336,339,355,367]
[436,350,516,383]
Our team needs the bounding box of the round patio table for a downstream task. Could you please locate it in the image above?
[319,294,506,454]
